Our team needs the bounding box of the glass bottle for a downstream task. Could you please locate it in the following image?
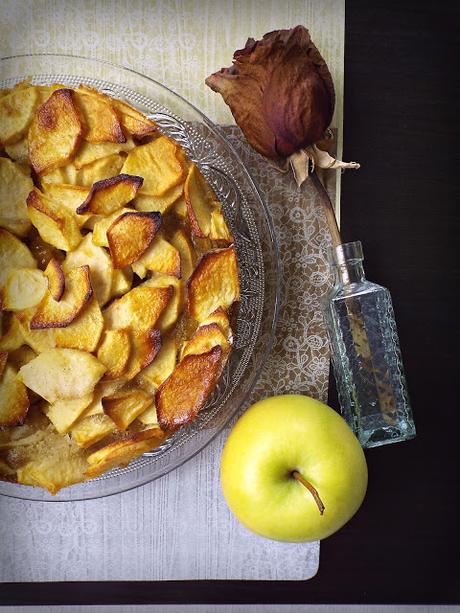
[322,241,416,448]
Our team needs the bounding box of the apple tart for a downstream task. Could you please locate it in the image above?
[0,81,239,494]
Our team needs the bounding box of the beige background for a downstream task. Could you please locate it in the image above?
[0,0,344,582]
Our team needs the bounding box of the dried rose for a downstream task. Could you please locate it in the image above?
[206,25,359,185]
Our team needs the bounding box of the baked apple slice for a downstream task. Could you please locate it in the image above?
[28,88,83,175]
[187,247,239,321]
[77,173,144,216]
[107,211,162,268]
[30,265,92,329]
[156,346,222,431]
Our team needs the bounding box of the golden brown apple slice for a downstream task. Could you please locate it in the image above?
[71,414,117,448]
[3,268,47,311]
[77,173,144,216]
[53,296,104,352]
[26,189,82,252]
[184,164,218,238]
[102,388,153,431]
[0,83,38,145]
[62,233,113,306]
[30,265,92,329]
[85,427,165,479]
[110,267,133,299]
[121,327,162,381]
[132,234,181,279]
[18,347,105,403]
[77,153,125,186]
[103,284,173,335]
[209,208,233,244]
[111,98,157,139]
[201,307,232,340]
[180,322,230,361]
[121,136,184,196]
[91,206,135,247]
[74,85,125,144]
[40,161,79,186]
[170,228,195,281]
[136,402,158,425]
[156,346,222,431]
[143,274,184,332]
[44,393,94,435]
[133,183,183,214]
[77,380,126,420]
[41,183,91,228]
[137,333,177,389]
[0,157,33,237]
[28,88,83,175]
[0,364,29,427]
[0,228,36,290]
[107,211,162,268]
[187,247,239,321]
[97,329,131,381]
[44,258,65,301]
[73,138,135,169]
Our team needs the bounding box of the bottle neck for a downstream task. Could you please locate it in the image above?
[329,241,366,287]
[336,260,366,285]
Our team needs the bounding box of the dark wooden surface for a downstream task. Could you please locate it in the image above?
[1,0,459,606]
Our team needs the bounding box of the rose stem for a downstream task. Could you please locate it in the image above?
[311,172,342,248]
[292,470,325,515]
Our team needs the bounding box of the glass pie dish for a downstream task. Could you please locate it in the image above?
[0,54,280,501]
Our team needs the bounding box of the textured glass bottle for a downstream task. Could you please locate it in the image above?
[322,241,416,448]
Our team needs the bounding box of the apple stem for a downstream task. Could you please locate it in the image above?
[292,470,325,515]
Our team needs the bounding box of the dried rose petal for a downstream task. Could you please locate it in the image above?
[206,25,335,160]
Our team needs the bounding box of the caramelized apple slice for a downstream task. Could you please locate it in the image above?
[111,98,157,139]
[97,329,131,381]
[156,346,222,431]
[74,85,125,144]
[187,247,239,321]
[102,388,153,431]
[62,233,113,306]
[26,189,82,252]
[137,333,177,389]
[77,174,144,216]
[184,164,219,238]
[103,285,173,335]
[107,211,161,269]
[180,322,230,361]
[85,427,165,479]
[30,265,92,329]
[44,258,65,301]
[132,234,181,279]
[121,136,184,196]
[28,89,83,175]
[170,228,195,281]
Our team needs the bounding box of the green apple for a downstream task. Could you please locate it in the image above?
[220,394,368,542]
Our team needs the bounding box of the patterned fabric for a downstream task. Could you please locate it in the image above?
[224,127,334,403]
